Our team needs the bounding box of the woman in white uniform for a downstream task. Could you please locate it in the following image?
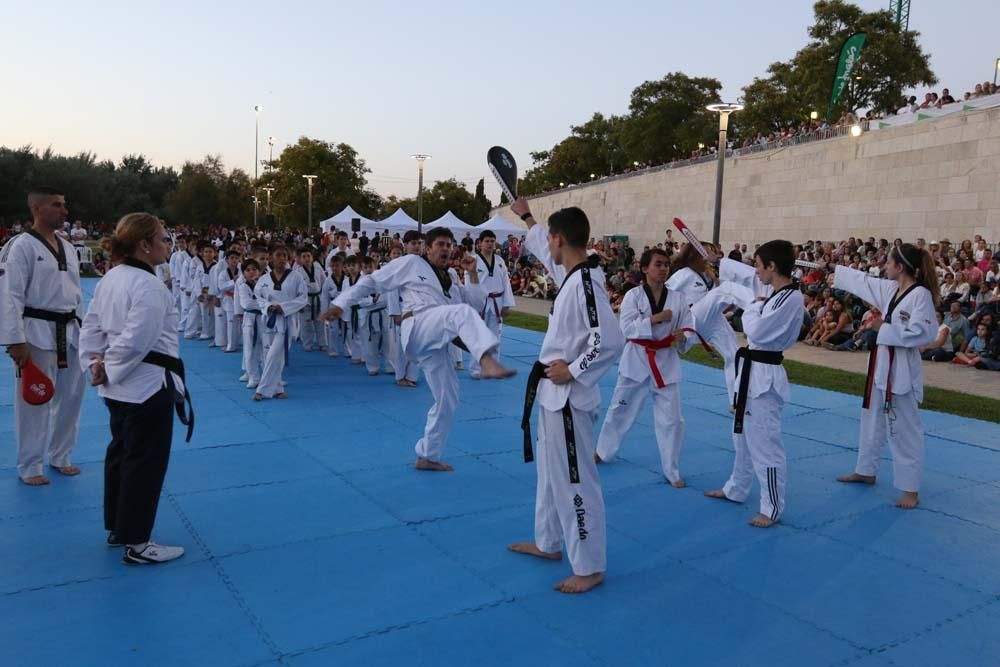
[79,213,192,564]
[834,243,939,509]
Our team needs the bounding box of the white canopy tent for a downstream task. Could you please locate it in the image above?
[318,205,377,233]
[424,210,476,236]
[378,208,420,233]
[480,213,526,237]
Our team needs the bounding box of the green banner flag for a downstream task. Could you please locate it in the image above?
[827,31,867,120]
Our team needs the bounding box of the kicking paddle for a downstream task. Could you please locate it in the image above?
[487,146,518,203]
[19,359,54,406]
[795,259,822,269]
[672,217,709,259]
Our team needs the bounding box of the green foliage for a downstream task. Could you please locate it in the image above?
[258,137,379,228]
[374,178,492,226]
[0,146,178,226]
[738,0,936,136]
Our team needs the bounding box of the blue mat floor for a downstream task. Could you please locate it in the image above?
[2,279,999,665]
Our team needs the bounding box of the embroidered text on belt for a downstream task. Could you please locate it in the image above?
[732,347,783,434]
[519,361,580,483]
[22,307,81,369]
[481,292,505,321]
[628,328,714,388]
[141,351,195,442]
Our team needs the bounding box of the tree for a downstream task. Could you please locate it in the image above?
[520,113,628,194]
[258,137,375,228]
[739,0,936,134]
[620,73,722,164]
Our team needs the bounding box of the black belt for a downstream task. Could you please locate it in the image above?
[733,347,784,434]
[308,292,321,319]
[141,351,194,442]
[367,308,386,349]
[244,308,262,347]
[519,361,580,483]
[22,307,80,369]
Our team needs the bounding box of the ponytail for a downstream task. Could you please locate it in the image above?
[894,243,940,306]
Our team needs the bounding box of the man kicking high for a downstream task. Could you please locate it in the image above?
[508,198,624,594]
[320,227,515,471]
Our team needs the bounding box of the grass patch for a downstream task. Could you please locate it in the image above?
[508,310,1000,424]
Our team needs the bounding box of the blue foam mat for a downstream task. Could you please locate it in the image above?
[2,280,998,666]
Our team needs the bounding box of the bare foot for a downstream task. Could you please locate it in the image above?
[478,354,517,379]
[554,572,605,594]
[896,491,919,509]
[671,478,687,489]
[836,472,876,485]
[50,465,81,476]
[396,379,417,388]
[351,359,364,365]
[21,475,50,486]
[750,513,779,528]
[252,393,263,401]
[507,543,562,560]
[275,392,288,400]
[415,457,454,472]
[704,489,737,502]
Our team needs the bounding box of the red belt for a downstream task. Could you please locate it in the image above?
[628,328,713,388]
[481,292,505,321]
[224,291,234,298]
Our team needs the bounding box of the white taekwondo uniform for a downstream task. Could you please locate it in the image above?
[321,271,348,357]
[667,265,738,405]
[520,223,624,576]
[237,277,264,387]
[294,261,326,352]
[834,265,937,492]
[470,251,515,378]
[333,254,497,463]
[0,231,86,480]
[596,283,694,483]
[255,268,307,398]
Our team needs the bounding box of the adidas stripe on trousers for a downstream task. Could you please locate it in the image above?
[722,387,787,521]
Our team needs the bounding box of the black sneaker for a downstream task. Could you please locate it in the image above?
[123,543,185,564]
[107,532,123,547]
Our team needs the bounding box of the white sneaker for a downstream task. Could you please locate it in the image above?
[239,374,249,382]
[123,542,185,564]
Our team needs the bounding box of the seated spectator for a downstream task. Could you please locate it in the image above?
[830,304,881,351]
[921,311,955,362]
[509,268,523,294]
[953,323,990,366]
[974,327,1000,371]
[804,310,836,346]
[944,301,970,348]
[816,298,853,347]
[608,269,626,294]
[937,89,956,106]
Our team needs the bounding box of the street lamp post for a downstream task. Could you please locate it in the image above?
[253,105,262,228]
[994,58,1000,87]
[262,186,275,214]
[411,154,430,233]
[267,136,275,169]
[302,175,317,230]
[705,102,744,246]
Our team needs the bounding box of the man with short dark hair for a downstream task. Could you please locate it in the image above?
[508,197,624,594]
[0,187,86,485]
[321,226,515,472]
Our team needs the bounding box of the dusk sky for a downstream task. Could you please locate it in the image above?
[3,0,996,204]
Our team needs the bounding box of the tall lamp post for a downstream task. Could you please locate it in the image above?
[411,154,431,233]
[253,105,262,228]
[705,102,743,246]
[267,136,275,169]
[262,186,275,214]
[994,58,1000,87]
[302,175,317,230]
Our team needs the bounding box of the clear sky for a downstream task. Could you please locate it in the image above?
[2,0,996,204]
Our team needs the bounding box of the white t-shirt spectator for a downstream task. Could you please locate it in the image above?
[70,225,88,245]
[937,323,954,353]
